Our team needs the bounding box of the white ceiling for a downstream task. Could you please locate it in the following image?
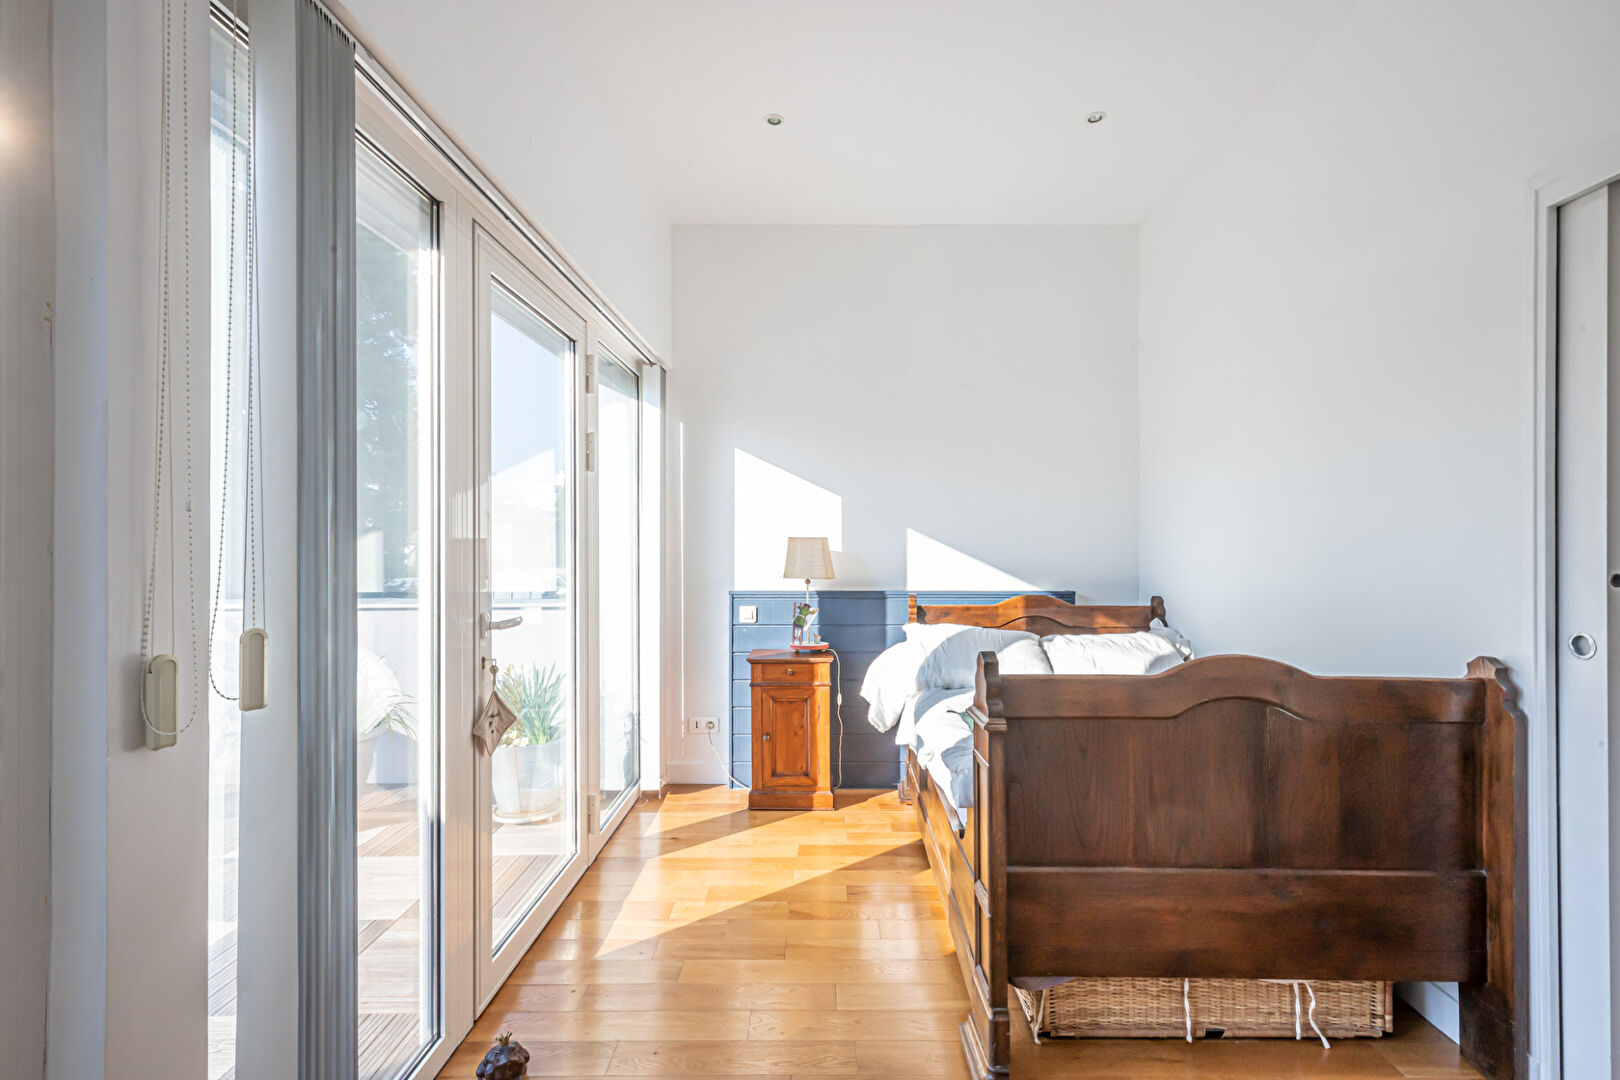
[556,0,1351,225]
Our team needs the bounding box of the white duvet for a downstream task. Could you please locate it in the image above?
[902,688,979,814]
[863,622,1194,815]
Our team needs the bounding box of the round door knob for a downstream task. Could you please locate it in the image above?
[1570,633,1599,660]
[786,667,795,675]
[762,733,771,740]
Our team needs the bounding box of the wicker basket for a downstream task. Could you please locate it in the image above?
[1013,978,1393,1041]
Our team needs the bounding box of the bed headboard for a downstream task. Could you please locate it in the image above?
[906,593,1166,636]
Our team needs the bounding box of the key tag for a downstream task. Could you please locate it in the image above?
[473,662,518,755]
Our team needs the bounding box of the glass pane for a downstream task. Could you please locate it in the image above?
[638,367,662,804]
[207,18,251,1080]
[598,355,640,811]
[487,282,576,949]
[355,140,439,1080]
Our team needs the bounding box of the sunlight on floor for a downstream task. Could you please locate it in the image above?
[584,795,939,957]
[435,786,1475,1080]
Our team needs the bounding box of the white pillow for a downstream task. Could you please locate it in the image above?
[995,636,1054,675]
[859,637,925,732]
[1040,628,1193,676]
[862,624,1063,734]
[904,622,1040,689]
[1151,626,1195,660]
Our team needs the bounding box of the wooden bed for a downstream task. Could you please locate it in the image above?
[902,593,1528,1080]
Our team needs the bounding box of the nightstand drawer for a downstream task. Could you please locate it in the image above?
[751,660,828,685]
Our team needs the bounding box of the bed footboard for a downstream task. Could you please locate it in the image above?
[953,653,1527,1080]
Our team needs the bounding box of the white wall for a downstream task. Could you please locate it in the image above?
[334,0,672,360]
[1137,0,1620,1052]
[1,0,54,1073]
[669,225,1139,777]
[49,1,212,1076]
[48,0,113,1070]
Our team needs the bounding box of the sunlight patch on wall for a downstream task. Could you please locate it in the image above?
[905,529,1037,591]
[733,449,842,590]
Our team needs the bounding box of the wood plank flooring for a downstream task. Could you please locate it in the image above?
[436,786,1481,1080]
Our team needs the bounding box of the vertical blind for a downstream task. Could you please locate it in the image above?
[295,1,357,1077]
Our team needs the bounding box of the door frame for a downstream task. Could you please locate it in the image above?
[471,221,595,1007]
[1531,133,1620,1080]
[352,77,472,1080]
[346,33,661,1078]
[584,333,645,857]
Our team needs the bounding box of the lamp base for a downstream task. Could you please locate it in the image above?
[790,641,831,652]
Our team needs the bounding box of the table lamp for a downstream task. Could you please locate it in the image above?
[782,537,834,648]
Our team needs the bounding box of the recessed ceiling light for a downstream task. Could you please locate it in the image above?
[1086,111,1107,124]
[765,113,784,126]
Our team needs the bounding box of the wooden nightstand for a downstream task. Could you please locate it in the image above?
[746,649,834,810]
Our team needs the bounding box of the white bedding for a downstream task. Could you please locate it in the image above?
[869,624,1196,817]
[902,688,978,814]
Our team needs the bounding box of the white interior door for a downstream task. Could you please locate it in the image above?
[1556,181,1620,1079]
[473,226,592,1004]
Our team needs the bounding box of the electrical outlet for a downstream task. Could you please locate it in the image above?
[688,716,719,734]
[738,604,758,624]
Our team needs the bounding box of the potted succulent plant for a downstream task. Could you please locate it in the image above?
[357,651,417,789]
[491,663,566,823]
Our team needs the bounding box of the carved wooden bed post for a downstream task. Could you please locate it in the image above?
[1460,656,1530,1080]
[963,652,1010,1079]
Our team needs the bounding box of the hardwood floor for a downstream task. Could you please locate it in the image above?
[436,786,1481,1080]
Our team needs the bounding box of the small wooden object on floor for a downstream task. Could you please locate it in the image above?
[474,1032,529,1079]
[747,649,833,810]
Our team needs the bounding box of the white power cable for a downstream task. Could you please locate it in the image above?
[826,644,845,790]
[704,729,752,791]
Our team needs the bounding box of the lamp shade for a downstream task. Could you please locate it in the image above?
[782,537,835,581]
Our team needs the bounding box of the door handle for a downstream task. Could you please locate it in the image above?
[481,613,524,636]
[1570,633,1599,660]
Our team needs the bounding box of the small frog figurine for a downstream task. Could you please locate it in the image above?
[791,600,818,646]
[476,1032,530,1079]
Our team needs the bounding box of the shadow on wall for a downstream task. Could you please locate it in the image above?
[731,448,1050,593]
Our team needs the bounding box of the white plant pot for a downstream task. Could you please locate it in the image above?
[357,731,379,789]
[371,729,417,788]
[492,740,564,823]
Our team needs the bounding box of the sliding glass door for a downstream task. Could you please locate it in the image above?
[211,33,659,1080]
[474,228,590,997]
[354,136,441,1080]
[594,351,641,836]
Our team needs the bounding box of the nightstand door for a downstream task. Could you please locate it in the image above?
[758,685,819,789]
